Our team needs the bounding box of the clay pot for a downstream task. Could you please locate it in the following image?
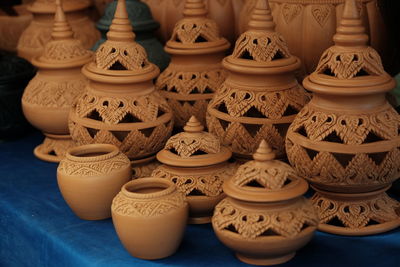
[17,0,100,61]
[112,178,188,259]
[285,0,400,236]
[212,140,318,265]
[69,0,173,164]
[0,52,36,139]
[21,1,93,162]
[207,0,308,161]
[57,144,131,220]
[93,0,170,71]
[153,116,236,224]
[239,0,388,77]
[155,0,230,128]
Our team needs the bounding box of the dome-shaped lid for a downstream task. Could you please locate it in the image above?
[157,116,232,167]
[223,140,308,202]
[0,52,35,84]
[28,0,90,14]
[165,0,230,55]
[32,0,92,69]
[223,0,299,74]
[304,0,395,95]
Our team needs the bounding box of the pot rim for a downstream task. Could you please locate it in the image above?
[121,178,176,199]
[66,143,119,162]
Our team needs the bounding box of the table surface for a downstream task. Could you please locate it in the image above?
[1,131,400,267]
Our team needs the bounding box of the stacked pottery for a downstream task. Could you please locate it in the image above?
[207,0,308,160]
[69,0,173,175]
[22,0,92,162]
[285,0,400,236]
[17,0,100,61]
[153,116,236,224]
[212,140,318,265]
[156,0,230,128]
[93,0,170,71]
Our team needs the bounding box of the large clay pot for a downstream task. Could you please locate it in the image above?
[57,144,131,220]
[285,0,400,236]
[112,178,188,259]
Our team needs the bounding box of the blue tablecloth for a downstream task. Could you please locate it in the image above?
[1,132,400,267]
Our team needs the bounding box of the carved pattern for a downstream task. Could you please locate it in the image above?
[36,136,73,158]
[171,18,221,43]
[165,131,221,157]
[42,40,91,61]
[212,197,318,239]
[281,3,302,24]
[311,4,331,27]
[164,98,210,127]
[132,161,161,179]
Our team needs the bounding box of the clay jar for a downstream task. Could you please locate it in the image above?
[156,0,230,128]
[22,1,92,162]
[285,0,400,235]
[207,0,308,160]
[17,0,100,61]
[57,144,131,220]
[153,116,236,224]
[112,178,188,259]
[212,140,318,266]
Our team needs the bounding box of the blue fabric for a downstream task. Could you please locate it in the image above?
[1,132,400,267]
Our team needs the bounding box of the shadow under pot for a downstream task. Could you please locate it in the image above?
[57,144,132,220]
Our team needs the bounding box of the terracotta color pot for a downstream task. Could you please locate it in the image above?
[21,0,92,162]
[112,178,188,259]
[285,0,400,236]
[153,116,236,224]
[69,0,173,162]
[155,0,230,128]
[212,140,318,265]
[239,0,388,77]
[207,0,308,160]
[57,144,131,220]
[17,0,100,61]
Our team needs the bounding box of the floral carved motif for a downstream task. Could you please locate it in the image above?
[171,19,221,43]
[281,3,302,24]
[165,131,220,157]
[42,40,91,61]
[311,4,331,27]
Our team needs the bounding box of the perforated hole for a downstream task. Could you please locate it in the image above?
[242,123,262,138]
[326,216,345,227]
[245,180,264,188]
[194,35,208,43]
[367,152,388,166]
[169,86,178,93]
[87,110,103,121]
[190,87,200,94]
[305,148,318,160]
[331,153,355,168]
[192,150,208,156]
[260,229,280,236]
[110,131,129,142]
[240,50,254,60]
[157,109,165,117]
[224,224,239,233]
[322,131,343,143]
[282,105,298,116]
[363,131,384,143]
[87,128,99,138]
[296,126,308,137]
[218,119,230,131]
[119,113,142,123]
[243,106,266,118]
[109,60,127,70]
[355,68,369,77]
[217,102,229,114]
[204,87,213,94]
[139,127,155,138]
[271,50,285,60]
[188,189,206,196]
[274,123,291,138]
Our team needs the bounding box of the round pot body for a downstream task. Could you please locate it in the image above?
[111,178,188,259]
[57,144,131,220]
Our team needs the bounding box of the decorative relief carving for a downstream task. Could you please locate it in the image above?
[36,136,73,158]
[42,40,91,61]
[311,4,331,27]
[281,3,302,24]
[171,19,221,43]
[165,131,221,157]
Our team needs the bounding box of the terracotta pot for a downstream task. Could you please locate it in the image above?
[21,0,93,162]
[153,116,236,224]
[69,0,173,162]
[17,0,100,61]
[212,140,318,265]
[207,0,308,160]
[155,0,230,128]
[112,178,188,259]
[239,0,388,77]
[285,0,400,236]
[57,144,131,220]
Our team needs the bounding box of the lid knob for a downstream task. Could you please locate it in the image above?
[253,140,275,162]
[183,116,204,133]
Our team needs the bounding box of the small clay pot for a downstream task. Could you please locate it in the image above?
[112,178,188,259]
[57,144,131,220]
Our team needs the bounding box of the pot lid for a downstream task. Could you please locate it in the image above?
[157,116,232,167]
[32,0,92,69]
[303,0,395,95]
[223,140,308,203]
[165,0,230,55]
[0,52,35,83]
[28,0,90,14]
[223,0,300,74]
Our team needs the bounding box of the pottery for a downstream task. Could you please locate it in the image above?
[207,0,308,161]
[285,0,400,236]
[112,178,188,259]
[131,156,161,179]
[239,0,388,78]
[57,144,131,220]
[155,0,230,128]
[93,0,113,16]
[0,52,36,139]
[212,140,318,266]
[21,0,93,162]
[93,0,170,71]
[69,0,173,165]
[17,0,100,61]
[153,116,236,224]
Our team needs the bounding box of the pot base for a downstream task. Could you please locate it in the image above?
[236,252,295,266]
[34,133,74,163]
[311,186,400,236]
[188,216,211,224]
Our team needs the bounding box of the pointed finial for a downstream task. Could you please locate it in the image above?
[51,0,74,40]
[333,0,368,46]
[183,0,207,17]
[183,116,204,133]
[253,140,275,161]
[106,0,136,42]
[247,0,275,31]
